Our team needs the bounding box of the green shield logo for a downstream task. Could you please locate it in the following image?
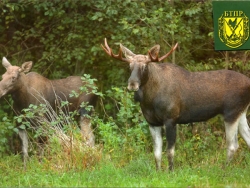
[218,11,249,48]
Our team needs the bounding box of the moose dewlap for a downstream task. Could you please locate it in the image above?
[102,38,250,171]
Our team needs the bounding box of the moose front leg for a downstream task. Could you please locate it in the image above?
[149,125,163,171]
[165,120,177,171]
[18,129,29,169]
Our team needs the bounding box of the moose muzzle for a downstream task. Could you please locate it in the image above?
[127,81,140,92]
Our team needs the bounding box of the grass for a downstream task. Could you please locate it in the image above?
[1,148,250,187]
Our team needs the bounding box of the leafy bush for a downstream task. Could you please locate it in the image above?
[92,87,150,164]
[14,93,102,170]
[0,115,17,156]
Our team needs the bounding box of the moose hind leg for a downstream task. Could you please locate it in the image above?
[149,126,163,171]
[18,129,29,168]
[80,116,95,147]
[238,111,250,148]
[224,119,240,162]
[165,120,177,171]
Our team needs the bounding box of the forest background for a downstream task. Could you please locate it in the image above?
[0,0,250,186]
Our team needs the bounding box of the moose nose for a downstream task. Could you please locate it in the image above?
[127,82,139,91]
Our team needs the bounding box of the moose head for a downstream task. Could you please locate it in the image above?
[0,57,33,98]
[101,38,178,91]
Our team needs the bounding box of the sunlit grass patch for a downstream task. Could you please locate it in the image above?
[42,134,103,172]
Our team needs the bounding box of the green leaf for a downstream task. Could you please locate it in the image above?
[19,125,26,130]
[17,117,22,123]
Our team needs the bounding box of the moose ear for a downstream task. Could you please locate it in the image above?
[148,45,160,60]
[21,61,33,73]
[120,44,136,60]
[2,57,12,69]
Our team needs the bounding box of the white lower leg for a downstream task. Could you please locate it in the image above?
[239,111,250,148]
[167,145,175,170]
[149,126,163,170]
[224,120,239,161]
[80,116,95,147]
[18,129,29,167]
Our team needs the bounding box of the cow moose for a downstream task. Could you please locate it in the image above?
[0,57,97,168]
[102,38,250,171]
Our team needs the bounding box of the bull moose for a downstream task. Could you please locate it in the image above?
[0,57,97,168]
[102,38,250,171]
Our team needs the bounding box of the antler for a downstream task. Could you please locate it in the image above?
[148,43,178,62]
[101,38,130,63]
